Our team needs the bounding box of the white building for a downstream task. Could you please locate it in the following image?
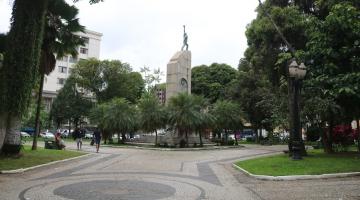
[42,29,102,111]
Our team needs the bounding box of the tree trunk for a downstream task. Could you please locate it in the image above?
[234,131,238,146]
[56,121,60,130]
[185,130,189,147]
[75,119,79,128]
[0,113,8,150]
[68,120,71,137]
[254,128,259,143]
[155,129,158,146]
[32,73,45,150]
[0,0,48,154]
[323,119,334,153]
[199,131,203,147]
[121,133,126,144]
[225,129,228,145]
[356,119,360,153]
[2,115,22,154]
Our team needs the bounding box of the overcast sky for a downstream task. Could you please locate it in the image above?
[0,0,258,78]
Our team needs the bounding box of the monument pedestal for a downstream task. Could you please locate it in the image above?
[165,51,191,103]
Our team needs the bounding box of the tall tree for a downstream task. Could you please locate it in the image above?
[0,0,48,154]
[72,59,144,103]
[191,63,238,103]
[33,0,85,150]
[0,0,102,154]
[304,1,360,152]
[50,76,92,130]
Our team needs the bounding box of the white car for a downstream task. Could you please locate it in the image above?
[40,132,55,139]
[85,133,93,139]
[21,132,31,138]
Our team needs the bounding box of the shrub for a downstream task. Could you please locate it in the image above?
[332,125,357,151]
[227,140,235,146]
[163,142,169,148]
[246,137,254,142]
[179,139,186,148]
[305,126,322,142]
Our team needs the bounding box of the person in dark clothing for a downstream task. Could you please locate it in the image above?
[93,128,101,153]
[73,128,82,150]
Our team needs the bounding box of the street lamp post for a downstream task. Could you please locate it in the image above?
[288,60,307,160]
[257,0,308,159]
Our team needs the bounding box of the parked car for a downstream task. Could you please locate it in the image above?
[40,132,55,139]
[21,132,31,138]
[84,133,93,139]
[61,130,70,138]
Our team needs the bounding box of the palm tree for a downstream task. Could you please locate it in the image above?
[168,93,201,147]
[211,100,243,145]
[104,98,137,144]
[32,0,85,150]
[191,95,214,147]
[89,102,109,143]
[138,93,166,146]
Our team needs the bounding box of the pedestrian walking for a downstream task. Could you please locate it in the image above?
[93,128,101,153]
[73,128,83,150]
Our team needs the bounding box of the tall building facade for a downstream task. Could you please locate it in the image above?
[42,29,102,111]
[154,83,166,104]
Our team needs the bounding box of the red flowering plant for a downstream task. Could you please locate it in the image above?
[332,125,357,149]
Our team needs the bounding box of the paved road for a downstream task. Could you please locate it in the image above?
[0,143,359,200]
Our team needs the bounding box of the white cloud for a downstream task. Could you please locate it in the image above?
[0,0,258,78]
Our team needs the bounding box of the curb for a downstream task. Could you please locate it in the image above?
[0,153,91,174]
[232,164,360,181]
[102,145,245,151]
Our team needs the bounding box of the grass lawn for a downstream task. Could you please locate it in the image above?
[238,140,256,144]
[235,149,360,176]
[0,145,86,171]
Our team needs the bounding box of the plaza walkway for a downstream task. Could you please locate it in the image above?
[0,143,359,200]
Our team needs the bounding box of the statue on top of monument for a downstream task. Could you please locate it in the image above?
[181,25,189,51]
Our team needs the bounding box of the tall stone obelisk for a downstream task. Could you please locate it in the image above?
[166,25,191,103]
[166,51,191,103]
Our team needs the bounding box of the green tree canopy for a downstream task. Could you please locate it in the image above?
[50,76,92,128]
[103,98,138,143]
[72,59,144,103]
[211,100,243,144]
[191,63,238,103]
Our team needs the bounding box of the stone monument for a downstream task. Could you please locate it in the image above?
[166,25,191,103]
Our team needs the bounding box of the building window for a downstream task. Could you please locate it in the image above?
[69,56,78,63]
[58,66,67,73]
[80,47,88,54]
[57,56,68,62]
[82,37,89,44]
[57,78,65,85]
